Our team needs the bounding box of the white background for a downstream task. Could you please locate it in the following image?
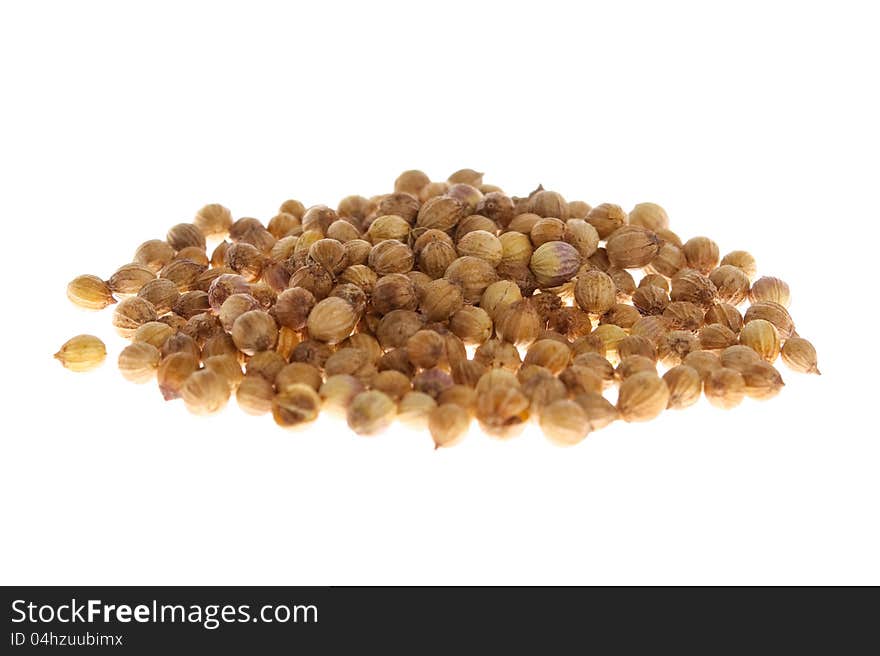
[1,1,877,585]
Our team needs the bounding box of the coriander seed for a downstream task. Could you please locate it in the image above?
[54,334,107,372]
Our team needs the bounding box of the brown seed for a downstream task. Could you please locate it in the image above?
[429,404,471,448]
[683,350,723,381]
[166,223,206,251]
[523,375,565,412]
[704,367,745,409]
[670,268,717,307]
[371,274,417,315]
[749,276,791,307]
[530,217,566,247]
[273,383,321,427]
[709,265,751,305]
[398,391,438,428]
[247,351,287,383]
[134,278,178,315]
[236,374,275,415]
[279,199,306,220]
[181,369,230,415]
[574,270,616,314]
[606,227,660,269]
[319,374,366,413]
[444,256,499,303]
[720,345,763,372]
[699,323,738,351]
[218,293,260,332]
[617,335,657,361]
[572,353,616,387]
[157,352,198,400]
[172,290,211,319]
[599,303,642,330]
[540,400,589,447]
[205,273,249,312]
[631,284,669,316]
[475,191,515,228]
[617,355,657,380]
[720,250,758,281]
[132,321,176,350]
[780,336,821,375]
[498,231,534,267]
[448,168,483,186]
[160,332,200,362]
[628,202,669,232]
[160,258,207,292]
[112,297,157,337]
[327,219,361,243]
[495,299,541,347]
[528,189,569,220]
[229,217,264,242]
[134,239,176,273]
[308,238,348,275]
[377,193,420,223]
[211,241,232,267]
[394,169,431,196]
[567,200,592,219]
[370,370,412,401]
[480,280,523,322]
[657,330,700,366]
[739,319,780,362]
[585,203,626,239]
[740,361,785,400]
[54,334,106,372]
[704,303,744,334]
[413,367,455,399]
[341,333,383,364]
[475,383,530,437]
[663,301,705,332]
[267,213,301,240]
[342,241,372,267]
[405,330,447,369]
[373,311,421,351]
[682,236,720,274]
[307,297,359,344]
[630,315,671,346]
[473,338,522,371]
[449,306,492,345]
[108,263,155,295]
[523,339,571,373]
[366,215,411,244]
[225,242,266,282]
[639,273,670,292]
[301,205,338,234]
[203,354,244,390]
[556,365,602,397]
[416,196,466,233]
[617,371,669,422]
[647,241,687,277]
[231,310,278,356]
[118,342,161,383]
[67,274,116,310]
[347,390,396,435]
[744,301,795,339]
[663,365,702,410]
[572,392,619,431]
[591,324,628,357]
[571,334,607,358]
[272,287,316,331]
[530,241,582,288]
[276,362,323,393]
[457,230,503,266]
[563,219,600,259]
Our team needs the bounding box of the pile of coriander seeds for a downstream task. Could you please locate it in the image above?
[56,169,821,447]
